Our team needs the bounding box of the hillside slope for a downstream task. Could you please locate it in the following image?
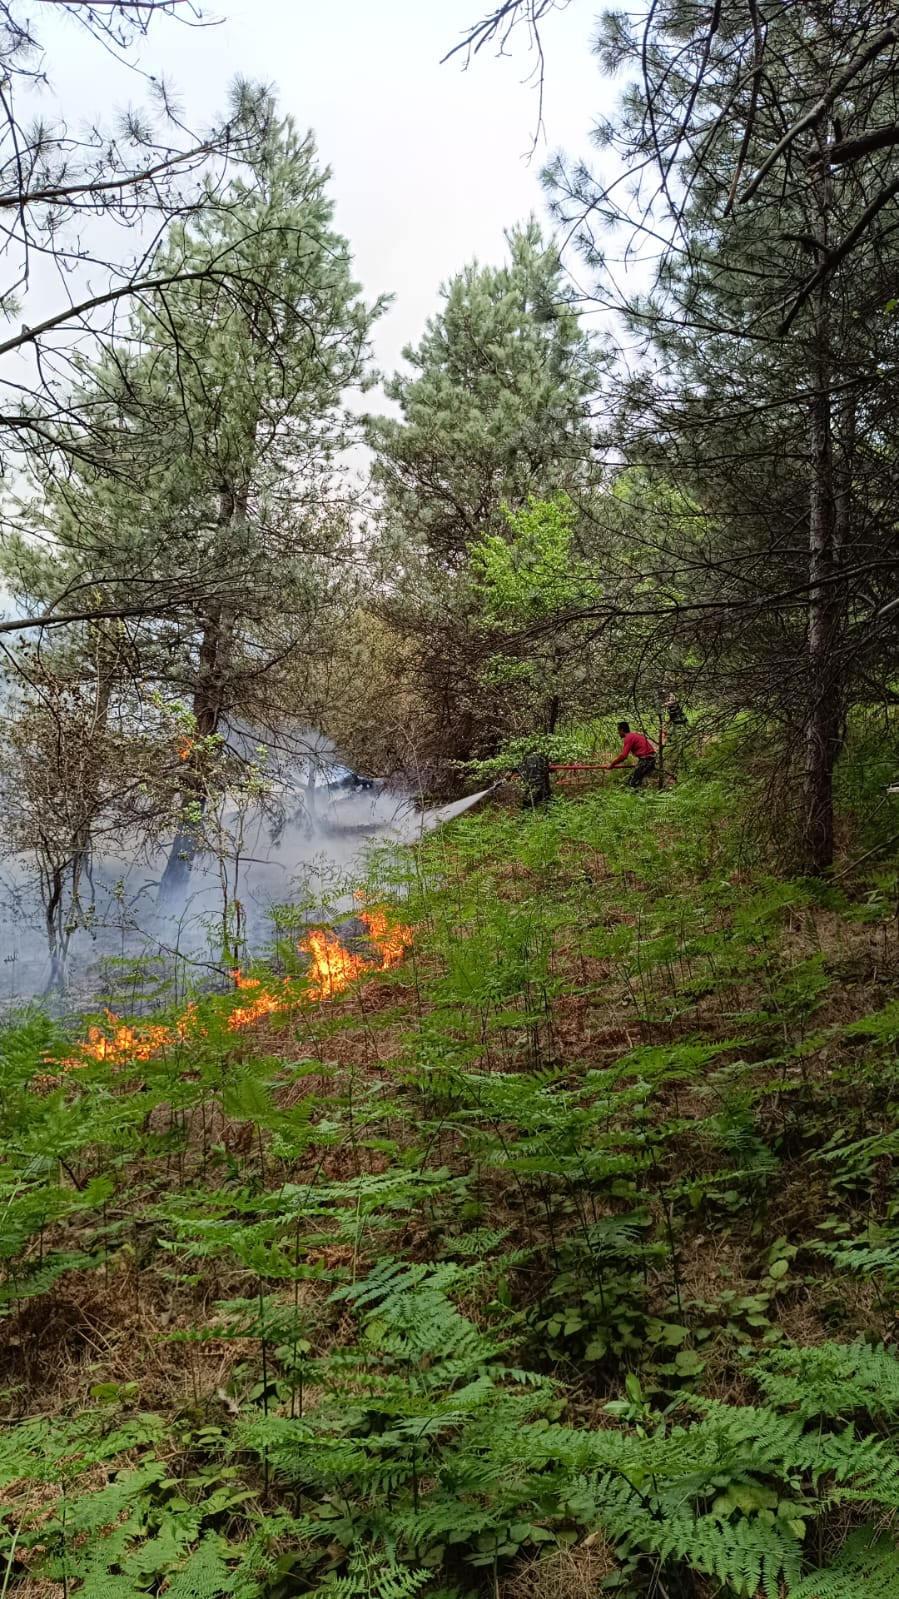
[3,773,899,1598]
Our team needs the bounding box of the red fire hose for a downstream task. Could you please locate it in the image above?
[505,762,611,788]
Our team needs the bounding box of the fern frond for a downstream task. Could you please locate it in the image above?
[588,1472,803,1598]
[318,1553,430,1599]
[161,1534,236,1598]
[755,1340,899,1421]
[789,1530,899,1598]
[812,1233,899,1279]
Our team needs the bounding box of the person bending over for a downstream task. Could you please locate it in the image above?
[604,722,657,789]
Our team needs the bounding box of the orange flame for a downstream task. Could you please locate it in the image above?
[299,928,367,1002]
[58,1010,177,1070]
[227,970,285,1031]
[299,907,412,1001]
[53,908,412,1070]
[174,1002,198,1041]
[360,905,412,970]
[232,970,257,988]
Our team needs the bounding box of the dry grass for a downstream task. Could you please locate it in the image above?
[0,1257,262,1417]
[501,1537,615,1599]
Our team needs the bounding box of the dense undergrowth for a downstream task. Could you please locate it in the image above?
[3,743,899,1598]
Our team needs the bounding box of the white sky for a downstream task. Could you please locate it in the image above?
[37,0,612,378]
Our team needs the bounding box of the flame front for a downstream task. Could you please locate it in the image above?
[360,906,412,970]
[227,971,284,1031]
[58,1012,176,1070]
[299,929,367,1002]
[299,908,412,1001]
[54,907,412,1071]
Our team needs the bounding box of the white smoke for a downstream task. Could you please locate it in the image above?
[0,726,494,1008]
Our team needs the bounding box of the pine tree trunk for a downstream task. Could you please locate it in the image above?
[42,634,118,991]
[159,489,241,902]
[803,385,840,873]
[158,603,231,902]
[801,114,844,875]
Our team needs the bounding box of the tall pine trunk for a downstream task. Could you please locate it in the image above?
[803,382,840,872]
[43,631,118,990]
[801,114,844,875]
[159,489,241,902]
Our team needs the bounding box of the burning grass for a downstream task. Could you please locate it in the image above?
[53,905,412,1072]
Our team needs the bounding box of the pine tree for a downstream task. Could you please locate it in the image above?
[3,104,382,897]
[367,223,604,780]
[537,0,899,869]
[371,220,602,569]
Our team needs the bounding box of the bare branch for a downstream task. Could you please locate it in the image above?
[0,140,219,210]
[780,175,899,334]
[441,0,565,65]
[823,122,899,167]
[738,23,899,206]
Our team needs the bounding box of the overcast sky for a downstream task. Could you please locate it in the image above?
[40,0,611,378]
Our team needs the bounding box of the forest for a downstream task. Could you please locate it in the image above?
[3,1,899,1595]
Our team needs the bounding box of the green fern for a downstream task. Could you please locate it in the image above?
[755,1340,899,1420]
[317,1554,431,1599]
[812,1231,899,1280]
[788,1531,899,1598]
[0,1248,102,1310]
[0,1411,166,1489]
[661,1510,802,1598]
[842,999,899,1044]
[160,1535,237,1598]
[571,1471,803,1598]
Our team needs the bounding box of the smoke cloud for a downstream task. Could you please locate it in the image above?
[0,727,491,1010]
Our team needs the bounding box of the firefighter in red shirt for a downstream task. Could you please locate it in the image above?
[603,722,657,789]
